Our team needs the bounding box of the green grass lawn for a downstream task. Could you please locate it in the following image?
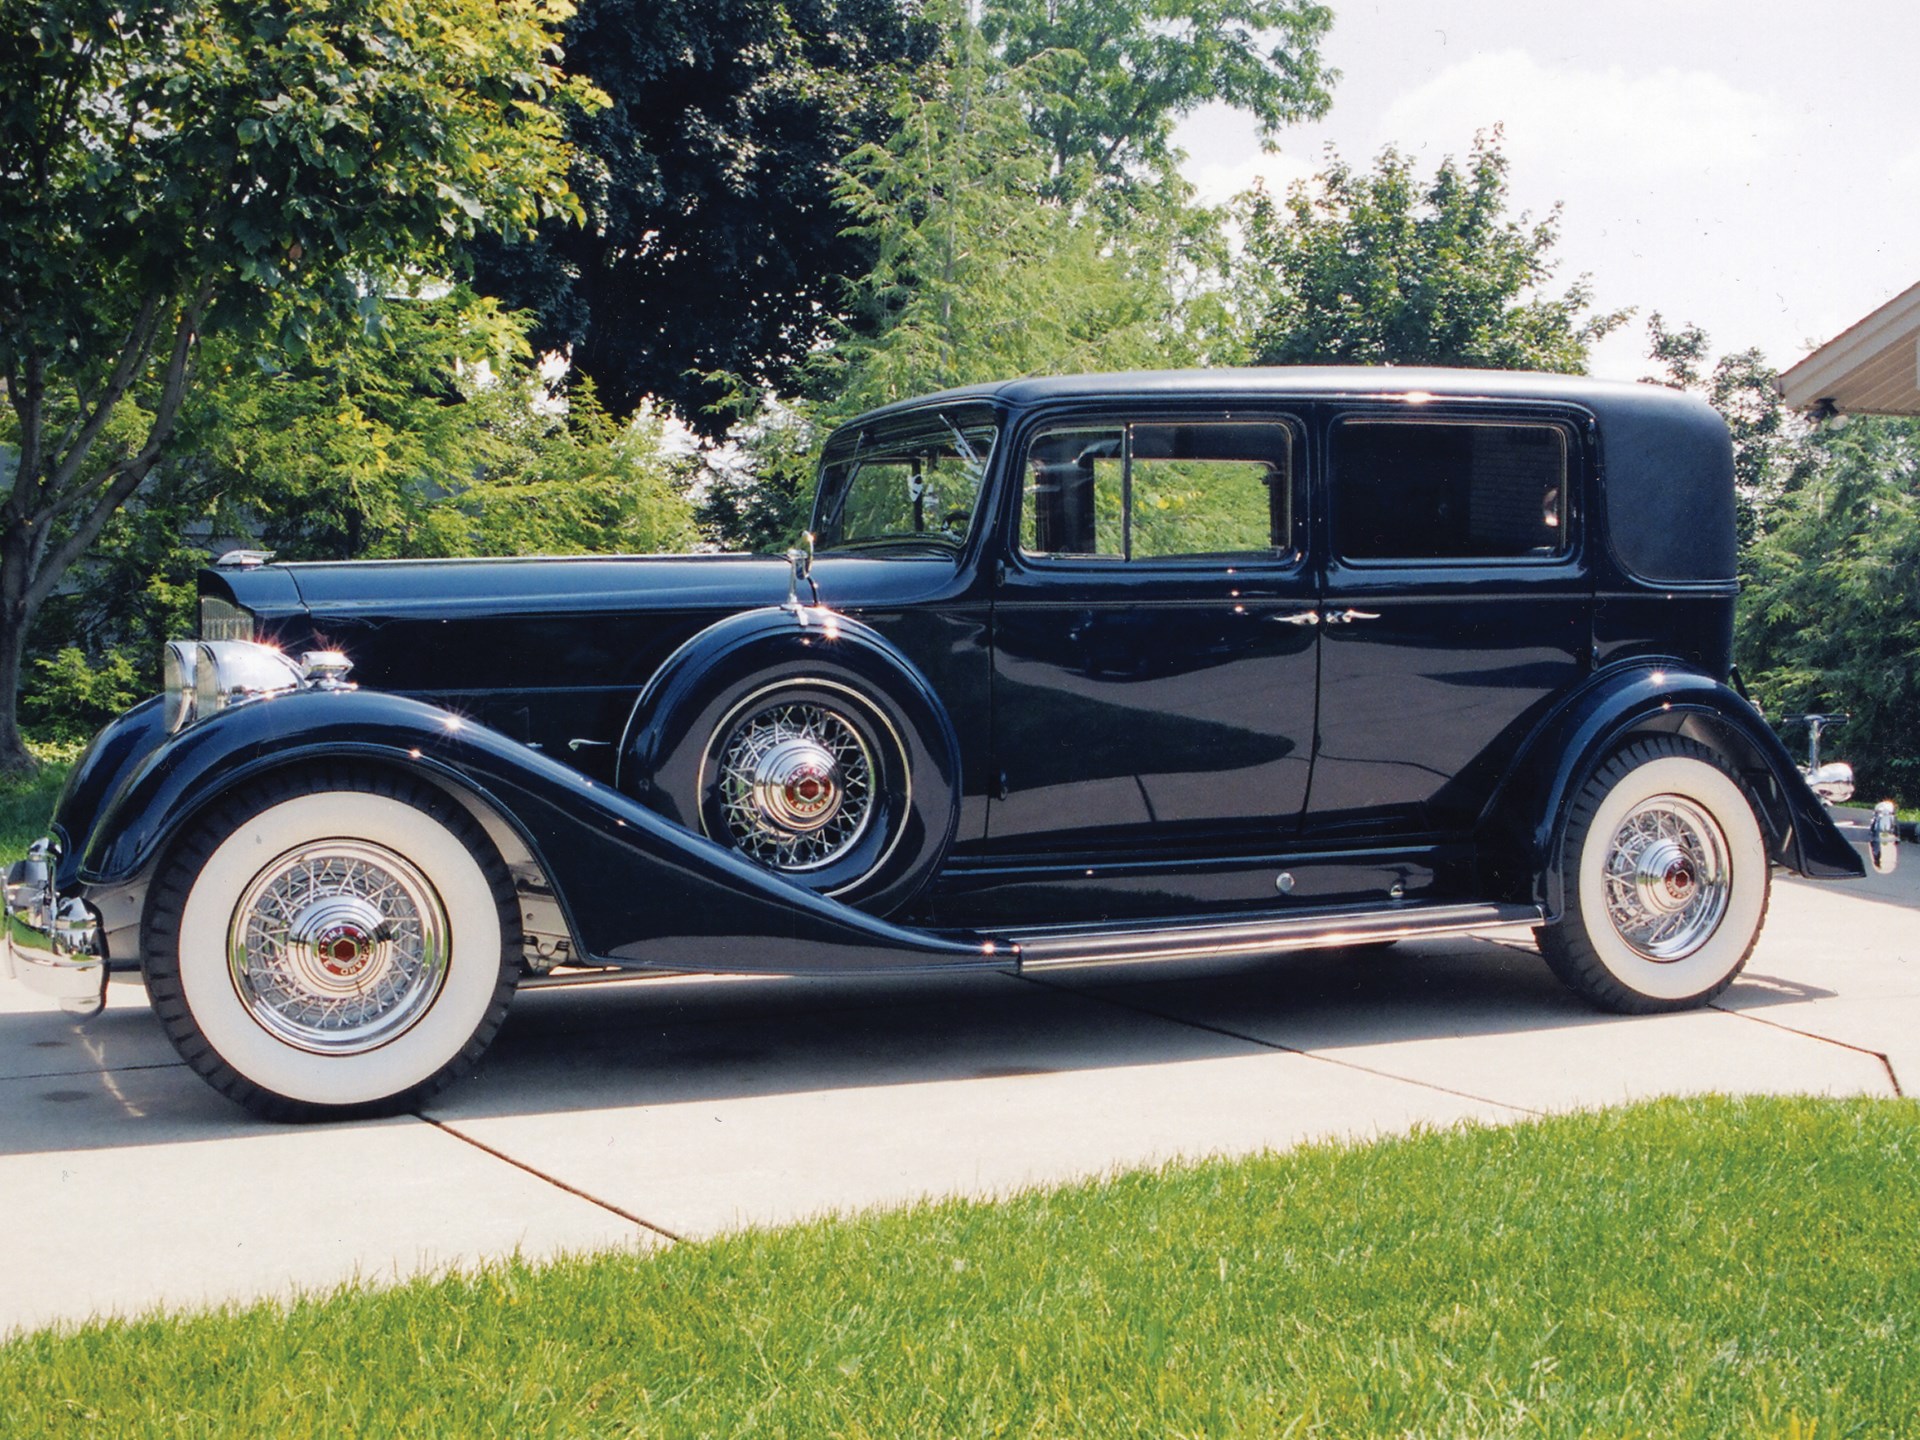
[0,757,71,863]
[4,1095,1917,1437]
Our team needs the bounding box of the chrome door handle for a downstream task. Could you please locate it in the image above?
[1324,608,1381,625]
[1267,610,1320,626]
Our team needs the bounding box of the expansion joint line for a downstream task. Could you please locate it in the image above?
[1012,970,1539,1116]
[1709,1002,1905,1097]
[414,1112,688,1244]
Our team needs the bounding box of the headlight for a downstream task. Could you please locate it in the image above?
[161,641,303,733]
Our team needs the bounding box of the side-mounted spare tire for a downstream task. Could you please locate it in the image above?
[621,611,961,916]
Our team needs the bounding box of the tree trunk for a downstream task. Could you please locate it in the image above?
[0,517,41,777]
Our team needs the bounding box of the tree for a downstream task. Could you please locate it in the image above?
[690,10,1242,552]
[467,0,937,432]
[188,294,697,563]
[1241,131,1628,373]
[980,0,1334,200]
[0,0,589,770]
[1739,416,1920,802]
[26,291,699,736]
[821,16,1235,415]
[1644,314,1803,551]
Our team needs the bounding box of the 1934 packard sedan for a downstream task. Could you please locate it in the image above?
[4,368,1896,1119]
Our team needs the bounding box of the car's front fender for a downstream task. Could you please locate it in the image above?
[73,689,996,975]
[1486,662,1864,918]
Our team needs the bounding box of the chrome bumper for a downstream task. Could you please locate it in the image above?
[3,838,107,1016]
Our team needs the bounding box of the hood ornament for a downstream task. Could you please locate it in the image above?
[785,531,820,615]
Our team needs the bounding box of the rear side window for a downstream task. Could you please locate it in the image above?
[1333,419,1569,562]
[1021,420,1298,563]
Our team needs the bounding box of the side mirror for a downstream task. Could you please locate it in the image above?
[1869,800,1900,876]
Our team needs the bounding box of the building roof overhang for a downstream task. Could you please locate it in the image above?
[1779,281,1920,416]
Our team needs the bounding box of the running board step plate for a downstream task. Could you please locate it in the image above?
[1009,902,1542,970]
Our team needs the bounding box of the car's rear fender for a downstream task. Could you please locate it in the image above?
[71,689,996,975]
[1485,662,1864,918]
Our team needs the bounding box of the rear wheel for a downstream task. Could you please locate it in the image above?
[144,770,519,1120]
[1538,737,1769,1013]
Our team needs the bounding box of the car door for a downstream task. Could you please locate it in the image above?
[1308,405,1592,841]
[986,408,1320,857]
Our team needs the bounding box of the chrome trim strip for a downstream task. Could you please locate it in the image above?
[1012,901,1542,969]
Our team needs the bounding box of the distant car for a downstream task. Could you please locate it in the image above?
[4,368,1886,1119]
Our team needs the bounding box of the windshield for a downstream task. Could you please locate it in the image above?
[812,408,1000,553]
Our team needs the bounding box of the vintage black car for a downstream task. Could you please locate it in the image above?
[4,368,1896,1118]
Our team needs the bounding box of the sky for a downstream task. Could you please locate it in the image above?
[1172,0,1919,380]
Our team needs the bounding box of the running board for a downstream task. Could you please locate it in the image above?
[1009,901,1542,970]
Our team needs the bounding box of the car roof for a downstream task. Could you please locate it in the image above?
[840,366,1699,428]
[835,365,1736,587]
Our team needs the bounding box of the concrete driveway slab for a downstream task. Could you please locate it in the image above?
[0,977,180,1081]
[429,971,1521,1237]
[1038,938,1893,1112]
[0,1062,648,1337]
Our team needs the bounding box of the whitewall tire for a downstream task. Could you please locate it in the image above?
[144,771,519,1119]
[1538,737,1770,1012]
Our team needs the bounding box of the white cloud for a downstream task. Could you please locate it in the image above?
[1376,50,1786,182]
[1183,143,1319,208]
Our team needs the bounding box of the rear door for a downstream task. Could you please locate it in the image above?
[1309,406,1592,840]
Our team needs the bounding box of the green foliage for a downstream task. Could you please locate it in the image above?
[6,1098,1920,1435]
[1739,416,1920,801]
[410,385,699,559]
[0,0,591,767]
[820,15,1236,416]
[982,0,1335,200]
[164,293,698,564]
[694,400,822,554]
[18,648,144,746]
[0,753,72,861]
[1242,130,1629,373]
[468,0,937,431]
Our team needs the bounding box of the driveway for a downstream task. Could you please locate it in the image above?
[4,824,1913,1337]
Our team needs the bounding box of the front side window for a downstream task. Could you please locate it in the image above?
[813,408,1000,552]
[1333,419,1570,562]
[1021,420,1296,563]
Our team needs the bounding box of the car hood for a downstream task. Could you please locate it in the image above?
[273,551,959,616]
[208,551,969,704]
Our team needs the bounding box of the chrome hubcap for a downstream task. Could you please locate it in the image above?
[228,841,449,1054]
[750,736,845,833]
[1602,796,1731,960]
[715,700,874,871]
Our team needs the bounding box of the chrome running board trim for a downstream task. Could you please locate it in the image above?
[1010,901,1542,970]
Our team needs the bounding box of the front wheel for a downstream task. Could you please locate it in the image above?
[144,770,520,1120]
[1537,737,1770,1013]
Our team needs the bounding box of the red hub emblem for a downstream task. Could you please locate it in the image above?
[1662,860,1695,902]
[317,925,372,978]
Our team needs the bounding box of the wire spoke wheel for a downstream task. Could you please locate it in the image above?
[1599,795,1731,960]
[145,775,519,1119]
[1537,737,1769,1013]
[228,840,450,1054]
[714,700,876,872]
[694,676,921,903]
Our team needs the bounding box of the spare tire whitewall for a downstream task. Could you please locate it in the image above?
[145,775,519,1118]
[1539,738,1770,1012]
